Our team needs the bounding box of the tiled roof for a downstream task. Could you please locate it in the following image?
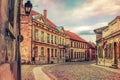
[65,31,87,42]
[21,5,57,29]
[30,10,39,15]
[46,18,57,29]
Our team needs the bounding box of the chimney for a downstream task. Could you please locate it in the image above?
[43,9,47,19]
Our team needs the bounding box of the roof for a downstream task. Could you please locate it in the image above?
[21,5,57,29]
[45,18,57,29]
[32,14,42,19]
[30,10,39,15]
[65,31,87,42]
[108,16,120,25]
[94,26,107,34]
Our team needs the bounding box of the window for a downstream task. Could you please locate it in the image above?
[79,43,80,48]
[62,39,64,45]
[55,49,57,57]
[51,49,53,57]
[53,36,55,44]
[51,35,53,44]
[62,49,64,57]
[41,31,44,42]
[55,36,57,44]
[47,33,50,43]
[83,43,84,48]
[34,46,38,57]
[8,0,14,26]
[81,43,83,48]
[60,37,62,44]
[35,29,38,40]
[74,52,76,59]
[41,47,44,56]
[71,41,73,47]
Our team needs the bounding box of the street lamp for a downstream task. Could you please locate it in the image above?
[17,0,33,80]
[25,1,32,16]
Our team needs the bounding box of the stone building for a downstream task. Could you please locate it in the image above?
[32,10,67,64]
[21,9,67,64]
[94,16,120,68]
[65,31,89,62]
[20,8,93,64]
[20,4,39,63]
[0,0,20,80]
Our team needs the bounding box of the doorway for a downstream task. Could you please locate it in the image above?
[47,48,50,63]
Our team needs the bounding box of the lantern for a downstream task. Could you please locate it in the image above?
[25,1,32,16]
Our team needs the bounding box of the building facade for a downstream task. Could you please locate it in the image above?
[21,7,95,64]
[0,0,20,80]
[21,10,67,64]
[32,12,67,64]
[20,4,39,63]
[88,42,96,60]
[65,31,89,62]
[94,16,120,68]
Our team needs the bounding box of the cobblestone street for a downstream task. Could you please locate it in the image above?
[43,61,120,80]
[22,61,120,80]
[22,65,36,80]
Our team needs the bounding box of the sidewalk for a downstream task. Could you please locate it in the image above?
[91,63,120,74]
[33,66,51,80]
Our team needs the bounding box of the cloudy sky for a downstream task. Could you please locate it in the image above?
[24,0,120,43]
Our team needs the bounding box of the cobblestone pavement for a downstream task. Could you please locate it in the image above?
[22,65,36,80]
[42,61,120,80]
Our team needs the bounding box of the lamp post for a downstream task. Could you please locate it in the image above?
[17,0,32,80]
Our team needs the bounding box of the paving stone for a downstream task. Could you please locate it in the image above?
[21,65,36,80]
[43,62,120,80]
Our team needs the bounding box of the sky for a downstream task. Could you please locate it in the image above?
[24,0,120,43]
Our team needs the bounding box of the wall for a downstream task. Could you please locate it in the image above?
[0,0,19,80]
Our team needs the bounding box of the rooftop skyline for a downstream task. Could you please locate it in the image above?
[24,0,120,42]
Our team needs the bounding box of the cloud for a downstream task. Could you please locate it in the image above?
[65,22,107,42]
[31,0,120,26]
[73,0,120,19]
[29,0,119,43]
[65,22,107,34]
[78,30,94,35]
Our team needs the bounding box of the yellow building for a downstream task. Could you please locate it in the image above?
[21,10,67,64]
[94,16,120,68]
